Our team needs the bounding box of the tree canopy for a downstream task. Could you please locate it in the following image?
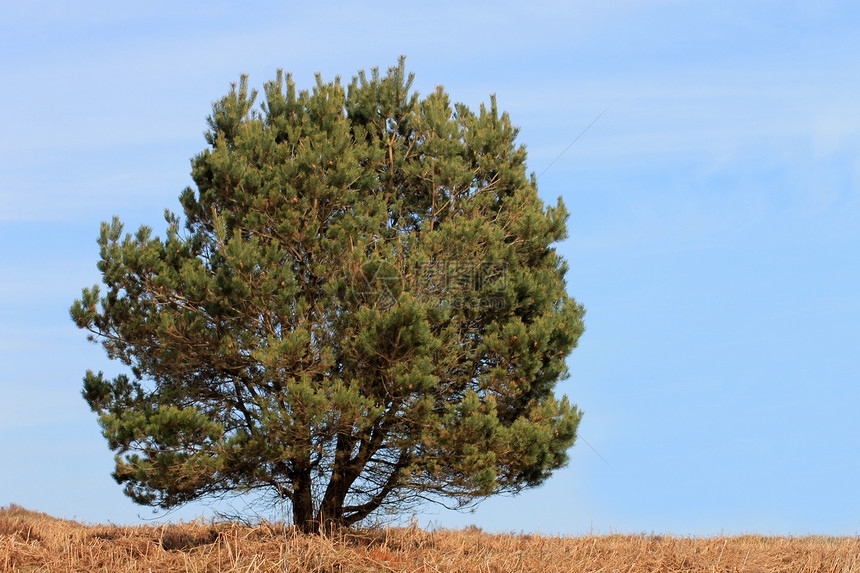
[71,59,586,532]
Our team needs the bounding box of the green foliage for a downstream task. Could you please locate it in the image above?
[71,58,586,532]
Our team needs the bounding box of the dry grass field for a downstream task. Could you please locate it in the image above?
[2,504,859,572]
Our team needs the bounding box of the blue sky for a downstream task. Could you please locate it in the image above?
[2,1,859,536]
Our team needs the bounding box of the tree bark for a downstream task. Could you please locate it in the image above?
[317,432,357,528]
[292,465,316,533]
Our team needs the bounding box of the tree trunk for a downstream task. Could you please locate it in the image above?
[317,433,358,529]
[292,466,316,534]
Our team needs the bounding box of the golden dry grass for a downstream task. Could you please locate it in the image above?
[2,504,859,572]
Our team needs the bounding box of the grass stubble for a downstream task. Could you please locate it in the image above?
[1,504,858,572]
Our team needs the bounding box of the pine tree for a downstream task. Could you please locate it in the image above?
[71,59,586,533]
